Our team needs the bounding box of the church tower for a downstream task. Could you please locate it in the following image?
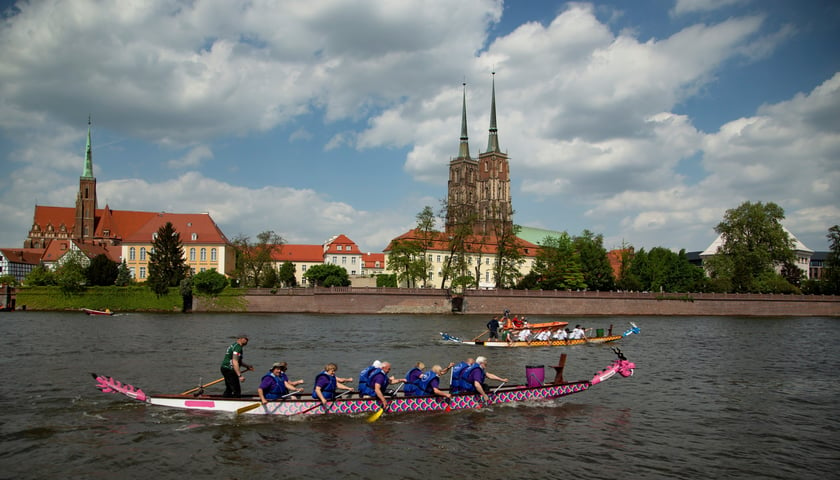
[475,72,513,236]
[445,83,479,233]
[73,117,97,241]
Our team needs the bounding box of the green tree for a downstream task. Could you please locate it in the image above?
[303,264,350,287]
[147,221,189,297]
[573,230,615,291]
[438,199,478,290]
[708,201,795,293]
[115,260,132,286]
[55,250,88,296]
[822,225,840,294]
[531,233,586,290]
[490,206,523,288]
[277,261,297,287]
[376,273,397,287]
[24,265,56,286]
[260,266,279,288]
[86,254,119,286]
[414,206,438,287]
[387,238,425,288]
[193,268,228,295]
[232,230,284,287]
[0,274,17,286]
[629,247,705,293]
[615,244,641,291]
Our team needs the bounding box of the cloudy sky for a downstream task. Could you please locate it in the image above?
[1,0,838,254]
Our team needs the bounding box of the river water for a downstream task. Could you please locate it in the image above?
[0,312,837,479]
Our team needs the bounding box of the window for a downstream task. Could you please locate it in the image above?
[302,265,307,272]
[485,271,490,282]
[485,258,490,265]
[140,267,146,279]
[332,256,337,263]
[375,261,380,268]
[129,247,136,260]
[200,267,206,273]
[211,248,217,262]
[200,248,206,261]
[190,248,196,261]
[152,232,158,240]
[428,255,432,262]
[351,257,356,264]
[351,270,356,275]
[337,245,343,251]
[346,245,352,251]
[191,233,197,241]
[437,255,441,263]
[129,267,135,278]
[342,256,346,264]
[140,247,146,261]
[191,267,196,275]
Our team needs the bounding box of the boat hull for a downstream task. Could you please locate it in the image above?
[82,308,114,316]
[468,335,623,347]
[147,382,590,416]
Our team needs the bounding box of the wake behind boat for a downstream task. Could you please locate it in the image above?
[92,350,636,417]
[442,322,641,347]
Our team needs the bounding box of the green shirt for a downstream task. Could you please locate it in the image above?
[221,342,244,370]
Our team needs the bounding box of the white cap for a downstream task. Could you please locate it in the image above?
[372,360,382,368]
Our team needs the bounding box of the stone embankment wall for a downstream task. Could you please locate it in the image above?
[194,287,840,316]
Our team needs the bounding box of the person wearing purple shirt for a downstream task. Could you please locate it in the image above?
[468,356,508,402]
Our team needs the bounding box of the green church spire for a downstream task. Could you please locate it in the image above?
[82,116,94,179]
[486,72,501,153]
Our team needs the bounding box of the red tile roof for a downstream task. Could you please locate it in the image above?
[122,212,229,244]
[271,244,325,262]
[323,234,361,254]
[0,248,44,265]
[384,229,540,256]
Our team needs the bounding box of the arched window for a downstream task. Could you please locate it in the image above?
[129,247,136,260]
[140,247,146,261]
[211,248,217,262]
[190,248,196,261]
[200,248,206,261]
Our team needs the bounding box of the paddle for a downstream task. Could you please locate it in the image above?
[367,382,402,423]
[181,377,224,396]
[237,389,302,415]
[296,389,351,416]
[471,330,489,341]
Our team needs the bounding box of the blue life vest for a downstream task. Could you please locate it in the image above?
[261,372,288,399]
[358,365,377,395]
[311,371,337,399]
[414,370,438,396]
[402,367,423,395]
[450,361,470,393]
[359,368,384,397]
[459,363,484,393]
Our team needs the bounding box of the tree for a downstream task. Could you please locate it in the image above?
[573,230,615,291]
[628,247,705,293]
[277,261,297,287]
[147,221,189,297]
[490,206,523,288]
[387,238,425,288]
[530,233,586,290]
[115,260,132,286]
[438,199,479,290]
[232,230,284,287]
[86,254,119,286]
[822,225,840,294]
[709,201,795,293]
[0,274,17,286]
[25,266,56,286]
[193,268,228,295]
[414,206,438,287]
[260,267,279,288]
[55,250,88,296]
[303,264,350,287]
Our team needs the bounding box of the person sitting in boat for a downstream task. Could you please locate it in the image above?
[258,362,304,404]
[357,360,382,398]
[411,364,454,399]
[450,358,474,393]
[551,328,568,341]
[535,329,551,341]
[461,356,508,403]
[486,317,500,340]
[361,361,400,409]
[570,325,587,340]
[401,362,426,396]
[312,363,354,407]
[512,315,524,328]
[517,328,532,342]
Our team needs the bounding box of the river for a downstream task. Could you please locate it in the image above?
[0,312,837,479]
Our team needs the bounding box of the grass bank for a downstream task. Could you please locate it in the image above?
[15,286,245,312]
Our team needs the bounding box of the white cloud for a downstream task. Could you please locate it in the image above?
[167,145,214,169]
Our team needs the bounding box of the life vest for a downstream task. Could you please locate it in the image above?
[414,370,438,395]
[358,365,377,395]
[450,361,470,393]
[311,371,337,399]
[459,363,484,393]
[261,372,288,399]
[359,368,384,397]
[402,367,423,395]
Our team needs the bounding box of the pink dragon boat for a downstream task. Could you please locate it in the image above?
[92,350,636,417]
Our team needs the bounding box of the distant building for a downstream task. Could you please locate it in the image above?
[267,234,380,287]
[0,248,42,283]
[699,227,815,279]
[22,119,233,281]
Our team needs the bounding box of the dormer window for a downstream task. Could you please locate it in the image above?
[346,245,352,251]
[152,232,158,240]
[337,245,343,251]
[191,233,197,241]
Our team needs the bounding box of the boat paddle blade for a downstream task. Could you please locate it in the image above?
[366,407,384,423]
[236,402,262,415]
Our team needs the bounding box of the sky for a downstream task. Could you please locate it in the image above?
[1,0,838,255]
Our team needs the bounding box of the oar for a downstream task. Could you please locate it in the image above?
[296,390,351,416]
[236,401,263,415]
[181,377,224,395]
[471,330,489,341]
[367,381,402,423]
[492,382,507,394]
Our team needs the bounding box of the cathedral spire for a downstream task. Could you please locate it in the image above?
[486,72,501,153]
[82,116,94,179]
[457,82,471,160]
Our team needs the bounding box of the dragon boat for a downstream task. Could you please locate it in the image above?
[92,350,636,417]
[441,322,640,347]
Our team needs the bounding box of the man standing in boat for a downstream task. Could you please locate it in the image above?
[220,334,253,398]
[486,317,500,340]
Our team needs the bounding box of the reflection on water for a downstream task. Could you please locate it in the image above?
[0,312,838,479]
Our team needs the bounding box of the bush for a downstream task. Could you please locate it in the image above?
[193,269,228,296]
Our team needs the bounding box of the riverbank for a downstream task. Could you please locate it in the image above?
[7,286,839,316]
